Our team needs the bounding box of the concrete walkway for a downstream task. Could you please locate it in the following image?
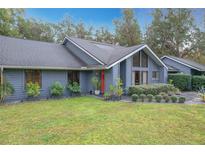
[181,92,204,104]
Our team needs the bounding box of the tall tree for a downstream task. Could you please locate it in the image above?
[113,9,141,46]
[0,8,24,37]
[95,27,114,44]
[74,21,93,39]
[17,18,55,42]
[55,16,75,43]
[145,9,196,57]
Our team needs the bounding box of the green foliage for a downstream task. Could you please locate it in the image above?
[145,8,197,57]
[171,96,178,103]
[147,94,153,102]
[155,95,162,103]
[178,97,186,103]
[67,82,80,93]
[109,84,115,96]
[103,92,110,100]
[192,76,205,91]
[0,79,15,103]
[168,74,191,91]
[128,84,177,96]
[50,81,64,97]
[139,94,146,102]
[131,94,138,102]
[198,86,205,102]
[115,78,123,97]
[91,76,100,90]
[95,27,114,44]
[114,9,141,46]
[26,82,40,98]
[0,9,24,37]
[164,95,170,103]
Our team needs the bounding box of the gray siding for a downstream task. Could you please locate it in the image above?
[162,58,191,74]
[65,41,100,65]
[4,69,25,102]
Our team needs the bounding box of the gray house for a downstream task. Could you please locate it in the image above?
[161,56,205,75]
[0,35,167,102]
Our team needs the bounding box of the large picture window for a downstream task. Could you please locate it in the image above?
[133,52,140,67]
[141,51,148,67]
[25,70,41,87]
[133,51,148,67]
[68,71,79,83]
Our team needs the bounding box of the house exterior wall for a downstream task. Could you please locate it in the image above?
[4,69,96,102]
[65,41,100,65]
[162,58,191,74]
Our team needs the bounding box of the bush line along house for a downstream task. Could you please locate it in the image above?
[0,35,168,102]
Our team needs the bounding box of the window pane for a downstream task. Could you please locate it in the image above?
[68,71,79,83]
[133,52,140,67]
[25,70,41,88]
[141,51,148,67]
[152,71,159,80]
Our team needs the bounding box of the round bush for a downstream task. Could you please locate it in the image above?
[147,94,153,102]
[164,95,170,103]
[50,81,64,97]
[131,94,138,102]
[155,95,162,103]
[178,97,186,103]
[171,96,178,103]
[139,94,146,102]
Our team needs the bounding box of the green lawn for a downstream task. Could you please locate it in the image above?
[0,97,205,144]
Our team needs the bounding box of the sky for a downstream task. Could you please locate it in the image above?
[25,8,204,34]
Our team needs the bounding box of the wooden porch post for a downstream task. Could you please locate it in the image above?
[101,70,105,94]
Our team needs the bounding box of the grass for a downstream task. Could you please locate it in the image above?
[0,96,205,144]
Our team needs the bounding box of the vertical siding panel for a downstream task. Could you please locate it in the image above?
[4,69,25,102]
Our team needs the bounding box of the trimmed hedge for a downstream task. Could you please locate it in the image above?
[168,74,191,91]
[128,84,177,96]
[192,76,205,91]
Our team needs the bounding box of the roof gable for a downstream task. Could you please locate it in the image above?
[161,56,205,71]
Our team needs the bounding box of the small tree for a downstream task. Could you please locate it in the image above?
[0,79,14,103]
[115,78,123,98]
[91,76,100,90]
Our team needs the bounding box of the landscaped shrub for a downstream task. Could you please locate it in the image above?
[103,92,110,101]
[178,97,186,103]
[50,81,64,97]
[164,95,170,103]
[168,74,191,91]
[155,95,162,103]
[0,79,15,103]
[139,94,146,102]
[131,94,138,102]
[26,82,40,98]
[128,84,177,96]
[147,94,153,102]
[171,96,178,103]
[67,82,80,96]
[192,76,205,91]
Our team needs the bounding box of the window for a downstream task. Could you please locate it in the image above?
[133,51,148,67]
[141,51,148,67]
[152,71,159,80]
[133,52,140,67]
[68,71,79,83]
[25,70,41,87]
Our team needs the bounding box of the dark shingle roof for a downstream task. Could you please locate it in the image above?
[0,35,85,69]
[67,37,145,66]
[163,56,205,71]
